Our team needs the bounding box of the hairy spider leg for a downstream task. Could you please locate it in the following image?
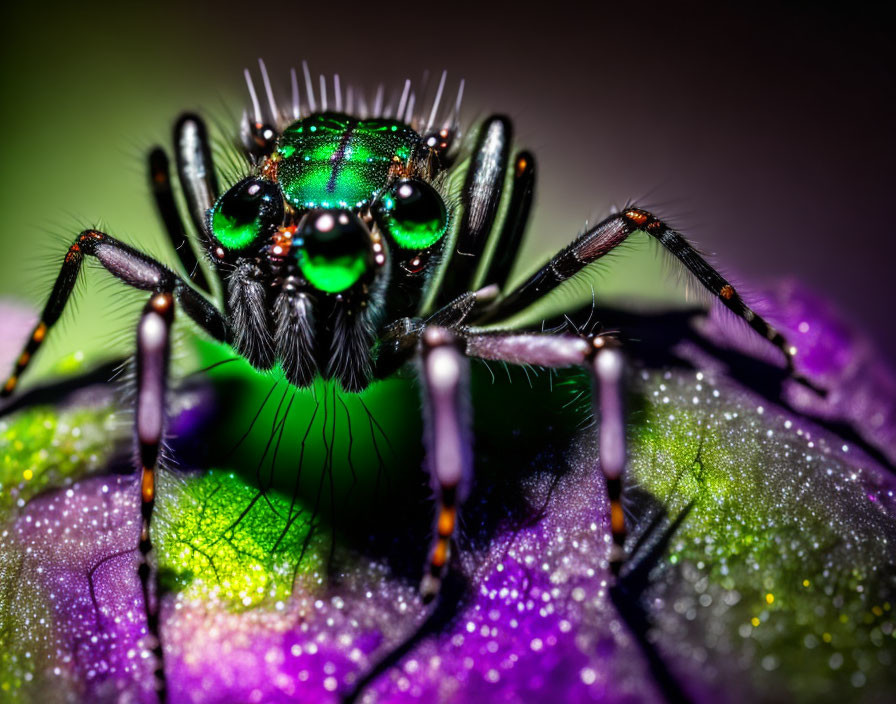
[1,232,227,398]
[148,147,212,293]
[0,231,231,702]
[0,128,225,406]
[462,329,631,574]
[480,208,798,372]
[594,343,627,573]
[418,327,472,602]
[373,286,500,382]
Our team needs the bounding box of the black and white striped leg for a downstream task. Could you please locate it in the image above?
[136,291,174,701]
[418,327,472,603]
[463,330,631,574]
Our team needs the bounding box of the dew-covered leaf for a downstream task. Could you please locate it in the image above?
[0,288,893,704]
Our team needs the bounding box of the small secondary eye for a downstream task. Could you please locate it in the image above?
[373,179,448,250]
[210,178,283,250]
[296,210,373,293]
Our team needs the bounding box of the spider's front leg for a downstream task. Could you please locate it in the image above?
[1,231,227,399]
[1,230,230,702]
[592,341,628,572]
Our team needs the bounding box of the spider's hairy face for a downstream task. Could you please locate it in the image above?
[205,112,451,392]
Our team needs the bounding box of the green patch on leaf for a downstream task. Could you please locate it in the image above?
[153,469,326,609]
[628,370,896,701]
[0,405,119,517]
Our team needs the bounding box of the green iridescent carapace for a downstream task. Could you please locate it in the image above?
[276,113,418,210]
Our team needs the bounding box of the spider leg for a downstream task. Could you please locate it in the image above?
[480,151,536,290]
[418,326,472,602]
[479,207,798,372]
[135,291,175,700]
[1,231,232,701]
[435,116,513,305]
[374,285,502,381]
[149,146,212,293]
[461,329,631,574]
[594,343,628,573]
[173,114,220,246]
[1,230,228,398]
[148,113,223,296]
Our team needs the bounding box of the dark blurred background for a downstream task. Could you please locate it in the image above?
[1,0,893,374]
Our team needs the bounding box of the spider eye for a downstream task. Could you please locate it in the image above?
[373,179,448,250]
[296,210,373,293]
[209,178,283,250]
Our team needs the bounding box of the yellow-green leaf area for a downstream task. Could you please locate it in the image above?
[154,469,326,610]
[627,369,896,701]
[0,405,119,517]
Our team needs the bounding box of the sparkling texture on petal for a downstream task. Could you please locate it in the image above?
[1,286,894,703]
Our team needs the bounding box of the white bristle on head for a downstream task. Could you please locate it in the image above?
[290,67,301,120]
[357,90,368,119]
[448,79,465,128]
[257,58,279,124]
[243,68,262,126]
[426,70,448,133]
[242,64,461,132]
[334,74,342,112]
[345,85,354,115]
[396,79,411,121]
[404,92,416,125]
[373,84,384,117]
[302,60,317,113]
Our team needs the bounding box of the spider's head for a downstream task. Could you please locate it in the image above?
[205,112,451,391]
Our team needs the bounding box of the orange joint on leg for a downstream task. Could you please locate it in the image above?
[431,538,449,568]
[610,500,625,535]
[720,284,735,300]
[437,507,456,538]
[3,376,17,394]
[32,322,47,343]
[141,467,156,503]
[624,209,649,226]
[17,352,30,367]
[151,293,173,313]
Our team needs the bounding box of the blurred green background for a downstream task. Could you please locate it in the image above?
[1,1,893,384]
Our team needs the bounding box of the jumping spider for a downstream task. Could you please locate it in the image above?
[1,61,809,700]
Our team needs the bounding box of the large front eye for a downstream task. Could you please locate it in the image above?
[373,179,448,250]
[296,210,373,293]
[209,178,283,250]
